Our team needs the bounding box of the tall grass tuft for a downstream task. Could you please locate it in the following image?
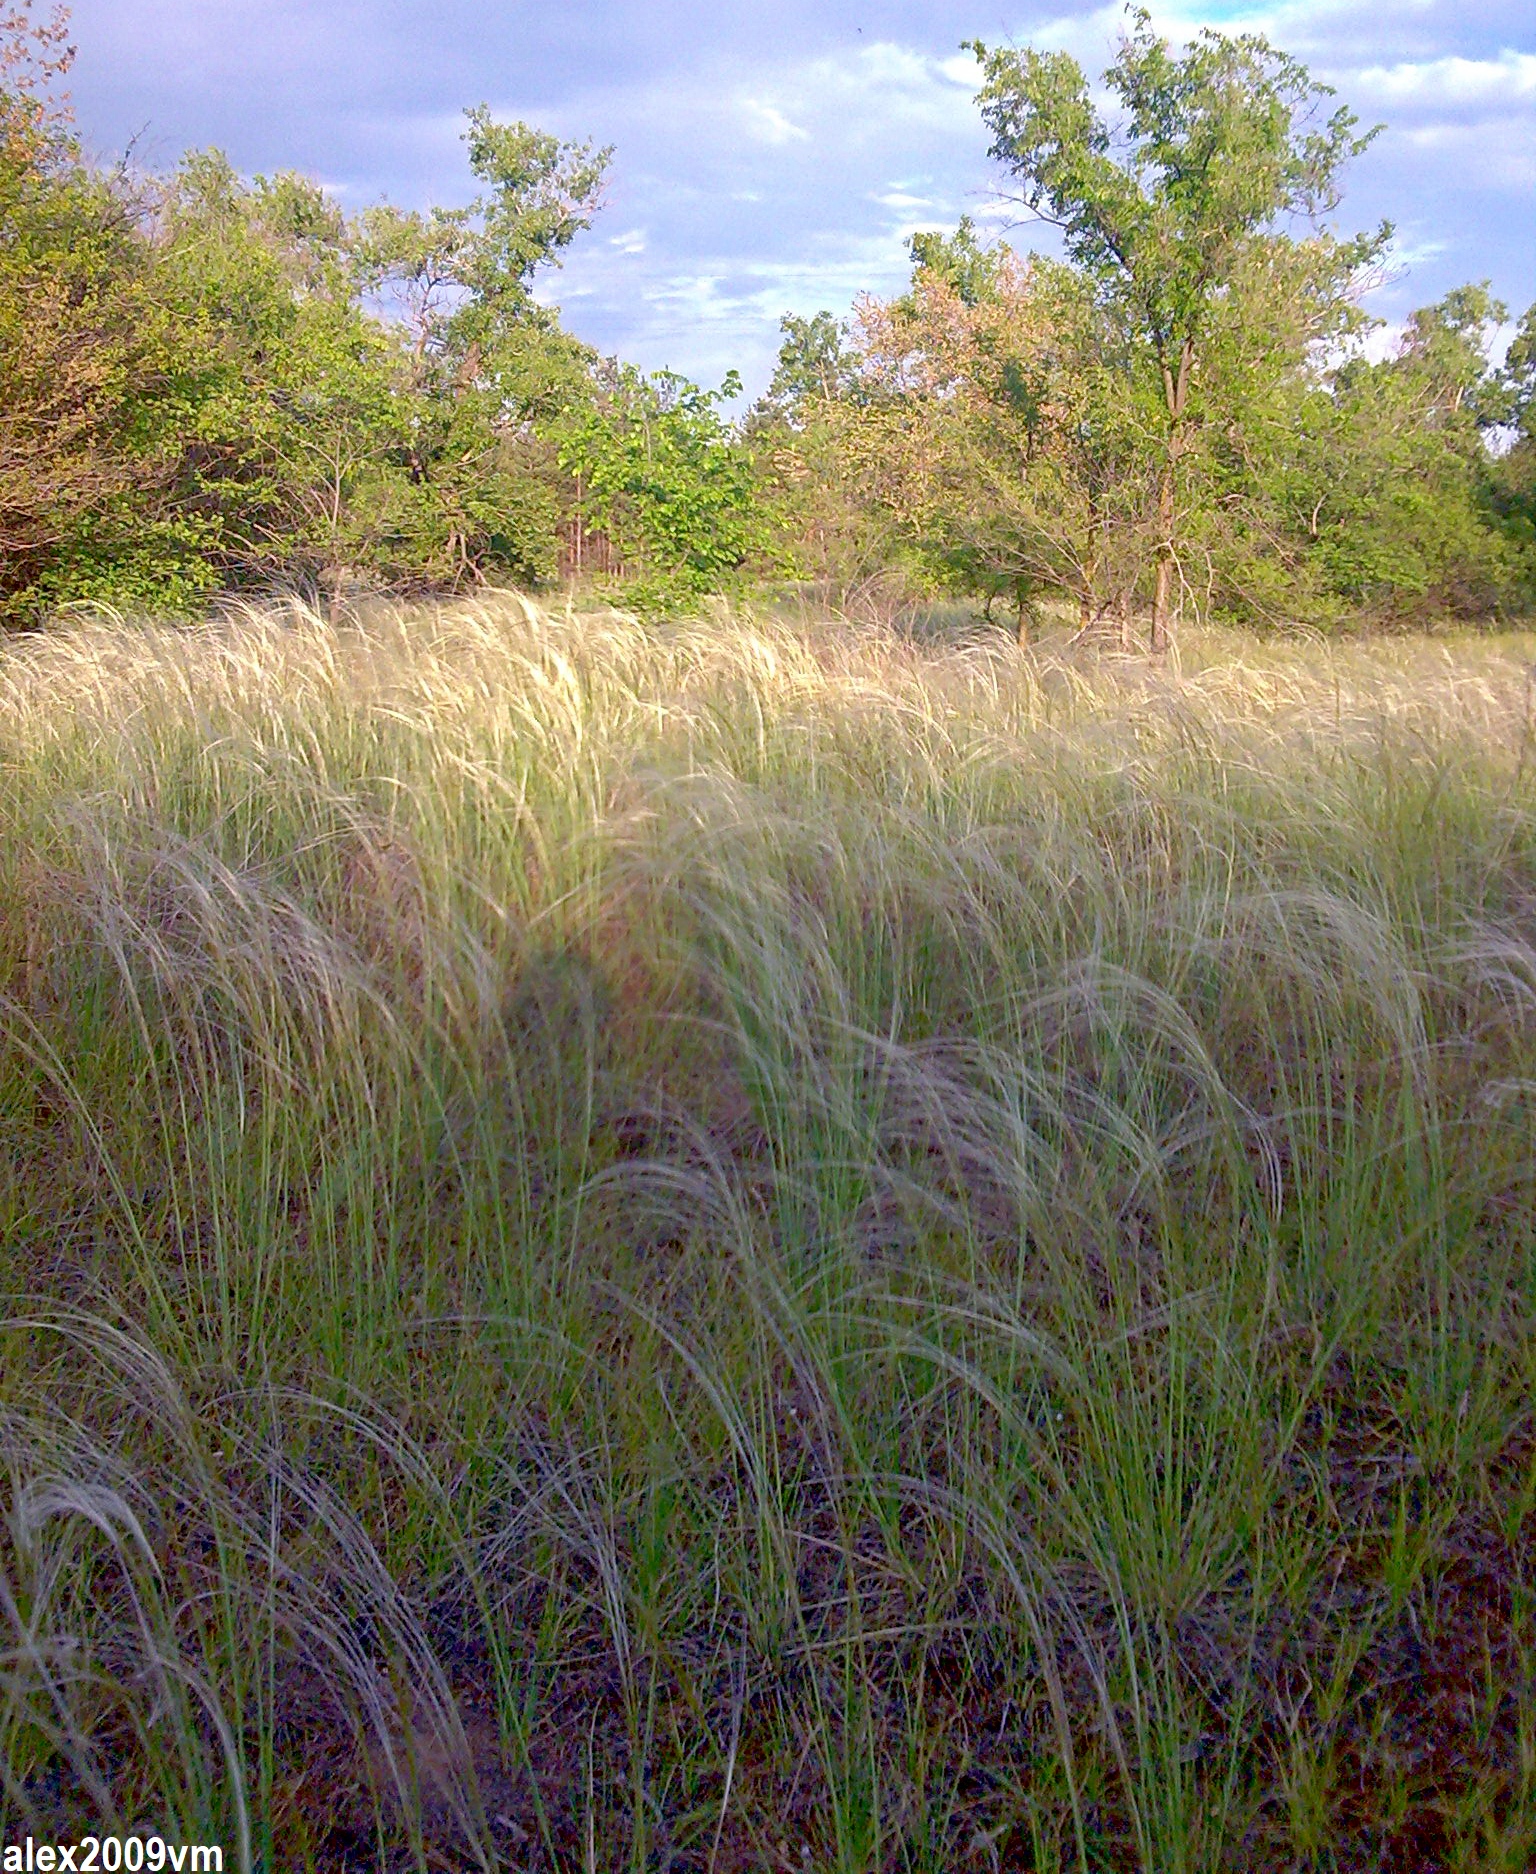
[2,595,1535,1868]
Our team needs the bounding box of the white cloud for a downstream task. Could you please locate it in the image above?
[938,51,983,89]
[786,41,983,140]
[609,228,647,254]
[739,99,810,146]
[1388,236,1447,268]
[983,1,1526,95]
[1398,116,1536,191]
[1355,51,1536,108]
[1355,318,1406,363]
[1353,310,1522,370]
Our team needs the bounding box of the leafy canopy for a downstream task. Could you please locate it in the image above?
[966,8,1386,370]
[357,108,610,383]
[966,9,1391,645]
[558,367,763,612]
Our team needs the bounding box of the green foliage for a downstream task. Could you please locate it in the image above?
[1195,285,1535,627]
[139,131,598,604]
[967,9,1389,644]
[0,12,182,617]
[967,9,1383,333]
[856,243,1157,635]
[1,1,1532,634]
[135,155,390,590]
[904,213,1007,309]
[1397,282,1512,427]
[1504,302,1536,447]
[753,310,860,428]
[355,106,607,411]
[558,366,767,612]
[358,109,609,307]
[0,7,603,621]
[747,316,919,608]
[1319,304,1532,620]
[1486,304,1536,577]
[28,506,224,617]
[763,21,1533,639]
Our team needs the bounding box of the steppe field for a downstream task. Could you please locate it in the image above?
[3,598,1536,1871]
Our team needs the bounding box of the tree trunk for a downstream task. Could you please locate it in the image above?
[1152,338,1194,656]
[1151,455,1175,655]
[1080,503,1098,635]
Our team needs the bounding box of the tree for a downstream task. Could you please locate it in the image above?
[1398,283,1510,423]
[904,214,1008,310]
[1505,304,1536,446]
[752,311,859,427]
[557,366,764,613]
[967,8,1387,648]
[0,3,623,619]
[0,2,181,614]
[126,154,386,604]
[356,109,607,408]
[1495,304,1536,560]
[122,112,608,610]
[835,240,1153,642]
[1196,283,1531,628]
[351,109,610,593]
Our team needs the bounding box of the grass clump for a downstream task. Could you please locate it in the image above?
[2,596,1535,1870]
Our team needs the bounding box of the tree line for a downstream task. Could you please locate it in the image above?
[3,0,1534,636]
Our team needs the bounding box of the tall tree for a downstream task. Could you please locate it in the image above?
[137,155,386,601]
[0,2,174,612]
[1300,288,1531,622]
[356,108,608,413]
[1496,303,1536,554]
[967,8,1387,648]
[746,315,910,611]
[753,311,859,426]
[842,240,1152,641]
[351,109,611,592]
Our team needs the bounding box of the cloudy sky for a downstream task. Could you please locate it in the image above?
[61,0,1536,399]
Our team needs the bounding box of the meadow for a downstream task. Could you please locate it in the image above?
[2,596,1535,1871]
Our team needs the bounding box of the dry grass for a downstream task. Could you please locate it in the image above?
[1,595,1535,1869]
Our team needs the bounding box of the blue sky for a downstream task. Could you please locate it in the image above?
[62,0,1536,399]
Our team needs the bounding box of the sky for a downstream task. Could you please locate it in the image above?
[60,0,1536,400]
